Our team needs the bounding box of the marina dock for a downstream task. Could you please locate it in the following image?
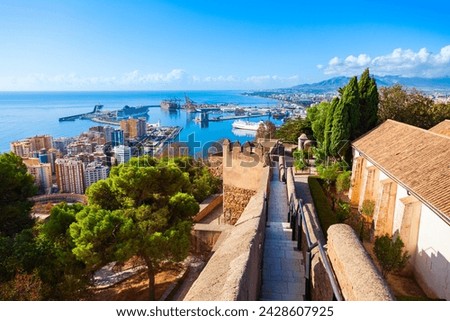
[208,113,270,122]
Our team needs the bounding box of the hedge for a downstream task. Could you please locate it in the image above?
[308,176,338,238]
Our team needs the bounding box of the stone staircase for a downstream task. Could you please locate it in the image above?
[259,166,305,301]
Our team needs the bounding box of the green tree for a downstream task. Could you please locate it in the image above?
[275,117,312,143]
[323,97,339,157]
[0,153,37,237]
[256,120,276,140]
[0,271,43,300]
[345,76,361,140]
[374,234,410,277]
[336,170,351,196]
[293,149,308,171]
[358,68,379,134]
[307,101,330,145]
[378,84,438,129]
[317,162,341,210]
[317,163,340,193]
[430,102,450,125]
[36,203,90,300]
[330,97,351,157]
[70,157,201,300]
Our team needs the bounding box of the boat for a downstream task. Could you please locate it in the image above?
[59,104,104,122]
[116,105,149,119]
[160,99,181,110]
[231,120,264,131]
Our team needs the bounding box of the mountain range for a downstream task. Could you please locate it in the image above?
[289,75,450,94]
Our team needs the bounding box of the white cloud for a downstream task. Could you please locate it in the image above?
[323,45,450,77]
[0,69,300,90]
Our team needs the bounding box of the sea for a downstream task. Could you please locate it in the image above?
[0,90,283,155]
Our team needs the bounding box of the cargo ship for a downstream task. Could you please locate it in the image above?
[160,99,181,110]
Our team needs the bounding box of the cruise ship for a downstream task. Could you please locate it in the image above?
[116,105,150,119]
[231,120,264,131]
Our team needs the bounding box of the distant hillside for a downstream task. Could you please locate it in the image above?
[289,75,450,93]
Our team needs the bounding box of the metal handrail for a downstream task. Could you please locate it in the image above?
[287,192,343,301]
[317,240,344,301]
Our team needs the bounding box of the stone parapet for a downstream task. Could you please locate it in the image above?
[184,166,271,301]
[327,224,394,301]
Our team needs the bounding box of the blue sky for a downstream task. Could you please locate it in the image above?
[0,0,449,90]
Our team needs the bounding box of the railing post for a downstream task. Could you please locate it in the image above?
[305,250,312,301]
[264,193,268,224]
[292,211,297,241]
[297,199,303,251]
[287,193,292,223]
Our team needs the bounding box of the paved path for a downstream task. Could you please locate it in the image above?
[259,166,305,301]
[294,174,326,244]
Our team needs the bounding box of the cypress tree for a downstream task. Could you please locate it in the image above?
[330,98,350,157]
[358,68,379,134]
[346,76,360,140]
[323,97,339,156]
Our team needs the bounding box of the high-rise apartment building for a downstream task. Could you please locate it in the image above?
[10,135,53,157]
[55,158,85,194]
[111,129,125,146]
[84,162,110,188]
[29,135,53,151]
[113,145,131,164]
[120,118,146,140]
[10,140,32,157]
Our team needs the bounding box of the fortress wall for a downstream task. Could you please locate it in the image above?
[221,140,268,224]
[184,166,271,301]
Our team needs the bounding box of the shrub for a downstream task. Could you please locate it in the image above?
[361,199,375,217]
[336,171,351,194]
[336,200,350,223]
[374,234,410,277]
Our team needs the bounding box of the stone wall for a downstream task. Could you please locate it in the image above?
[223,185,256,225]
[327,224,394,301]
[193,194,223,223]
[184,166,271,301]
[191,224,231,253]
[221,139,270,225]
[207,155,223,179]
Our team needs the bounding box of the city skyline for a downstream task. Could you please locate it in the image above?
[0,0,449,91]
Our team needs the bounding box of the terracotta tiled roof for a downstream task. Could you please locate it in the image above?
[352,120,450,221]
[429,119,450,137]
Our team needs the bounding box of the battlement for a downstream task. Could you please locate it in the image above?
[221,139,277,224]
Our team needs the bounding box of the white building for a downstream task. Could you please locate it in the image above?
[113,145,131,164]
[22,158,52,194]
[349,119,450,300]
[84,162,110,189]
